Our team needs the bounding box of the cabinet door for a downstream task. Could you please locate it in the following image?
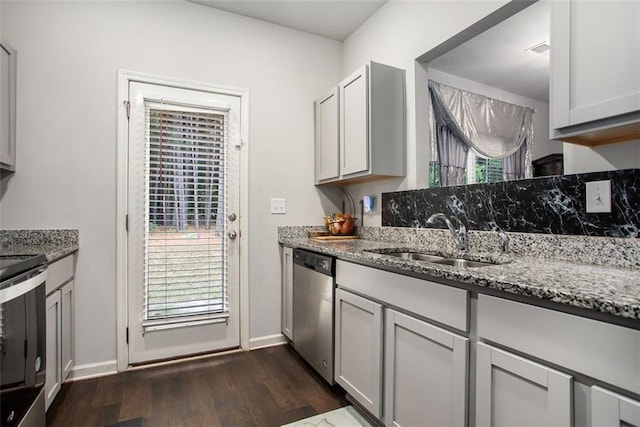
[592,386,640,427]
[476,343,572,427]
[315,88,339,183]
[551,0,640,129]
[281,246,293,340]
[0,42,16,171]
[384,309,468,427]
[45,291,62,410]
[61,280,74,380]
[335,288,383,418]
[340,65,369,176]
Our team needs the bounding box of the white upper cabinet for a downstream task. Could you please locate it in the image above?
[550,0,640,145]
[0,41,17,171]
[340,66,369,176]
[315,61,405,185]
[315,88,340,182]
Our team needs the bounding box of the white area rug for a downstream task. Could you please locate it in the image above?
[282,406,373,427]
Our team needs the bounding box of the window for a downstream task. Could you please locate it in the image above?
[428,150,504,187]
[466,150,504,184]
[143,102,229,329]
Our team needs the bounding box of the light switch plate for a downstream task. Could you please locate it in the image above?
[586,180,611,213]
[270,198,286,214]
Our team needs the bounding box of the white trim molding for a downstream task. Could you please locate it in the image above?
[67,360,118,382]
[249,334,288,350]
[116,70,251,372]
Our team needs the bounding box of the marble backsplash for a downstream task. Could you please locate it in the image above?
[382,169,640,238]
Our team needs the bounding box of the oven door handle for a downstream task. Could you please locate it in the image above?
[0,269,48,304]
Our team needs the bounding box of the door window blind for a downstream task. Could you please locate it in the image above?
[142,100,229,331]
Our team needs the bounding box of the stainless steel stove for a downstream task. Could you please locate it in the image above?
[0,254,47,427]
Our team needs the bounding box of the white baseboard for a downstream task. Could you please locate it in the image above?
[249,333,288,350]
[66,360,118,382]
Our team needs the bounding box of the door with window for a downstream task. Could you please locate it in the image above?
[127,81,241,364]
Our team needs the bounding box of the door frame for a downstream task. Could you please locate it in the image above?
[115,70,250,372]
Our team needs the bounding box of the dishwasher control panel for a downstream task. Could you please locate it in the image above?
[293,249,334,276]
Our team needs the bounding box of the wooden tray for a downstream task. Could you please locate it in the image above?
[310,235,360,241]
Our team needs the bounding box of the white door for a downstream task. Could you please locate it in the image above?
[127,81,241,364]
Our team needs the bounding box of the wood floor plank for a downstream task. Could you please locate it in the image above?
[47,345,347,427]
[118,372,152,421]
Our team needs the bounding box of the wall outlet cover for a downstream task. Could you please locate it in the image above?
[585,180,611,213]
[270,198,286,214]
[363,195,375,214]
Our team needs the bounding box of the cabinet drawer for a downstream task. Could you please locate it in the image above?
[336,260,468,332]
[478,294,640,395]
[46,255,74,295]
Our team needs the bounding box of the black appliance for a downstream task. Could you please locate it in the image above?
[0,254,47,427]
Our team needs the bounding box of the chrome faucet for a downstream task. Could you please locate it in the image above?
[427,213,469,254]
[497,230,510,256]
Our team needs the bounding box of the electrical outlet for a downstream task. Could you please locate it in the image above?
[363,195,376,214]
[270,198,286,214]
[586,180,611,213]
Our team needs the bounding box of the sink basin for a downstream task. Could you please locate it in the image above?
[385,252,448,263]
[431,258,495,269]
[373,250,498,269]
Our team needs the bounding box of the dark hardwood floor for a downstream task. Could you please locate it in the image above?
[46,344,348,427]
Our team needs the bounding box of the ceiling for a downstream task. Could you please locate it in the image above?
[189,0,387,41]
[428,0,551,102]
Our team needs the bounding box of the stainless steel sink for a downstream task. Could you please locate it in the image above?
[385,252,448,262]
[430,258,495,268]
[374,250,498,268]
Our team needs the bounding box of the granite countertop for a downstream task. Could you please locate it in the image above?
[0,229,79,263]
[279,236,640,323]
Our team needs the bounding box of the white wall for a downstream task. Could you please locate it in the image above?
[0,1,341,371]
[339,0,511,225]
[564,141,640,174]
[427,68,558,161]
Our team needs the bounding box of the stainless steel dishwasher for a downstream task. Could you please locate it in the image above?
[292,248,335,384]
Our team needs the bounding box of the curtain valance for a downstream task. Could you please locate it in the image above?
[428,80,534,161]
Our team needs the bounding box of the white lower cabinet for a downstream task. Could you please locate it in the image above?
[591,386,640,427]
[44,254,76,410]
[335,288,383,418]
[384,309,468,427]
[61,280,74,379]
[475,342,573,427]
[281,246,293,340]
[45,290,62,409]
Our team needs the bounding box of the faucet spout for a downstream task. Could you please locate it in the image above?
[427,213,469,253]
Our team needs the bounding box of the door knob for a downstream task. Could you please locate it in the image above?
[228,230,237,240]
[228,213,237,221]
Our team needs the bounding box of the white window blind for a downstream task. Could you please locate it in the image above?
[466,150,504,185]
[142,101,229,331]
